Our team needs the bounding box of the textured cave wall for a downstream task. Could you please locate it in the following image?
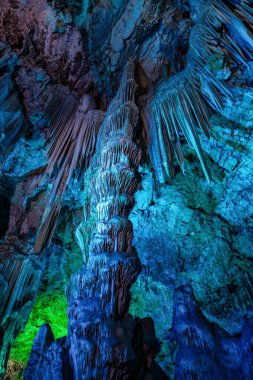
[0,0,94,375]
[0,0,253,379]
[130,87,253,373]
[0,2,185,375]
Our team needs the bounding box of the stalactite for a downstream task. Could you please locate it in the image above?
[1,1,253,379]
[34,95,104,253]
[0,43,28,156]
[0,254,43,377]
[148,0,253,184]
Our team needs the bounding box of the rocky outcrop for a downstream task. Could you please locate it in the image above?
[172,284,253,380]
[24,323,54,379]
[83,0,184,97]
[0,43,28,159]
[0,0,94,95]
[0,253,43,377]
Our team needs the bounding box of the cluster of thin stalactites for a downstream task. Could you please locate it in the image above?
[149,0,253,183]
[32,0,253,251]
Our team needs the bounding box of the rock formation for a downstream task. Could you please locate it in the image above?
[172,284,253,379]
[24,63,167,380]
[0,0,253,379]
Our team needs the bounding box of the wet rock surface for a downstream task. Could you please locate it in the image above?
[130,86,253,373]
[0,0,253,379]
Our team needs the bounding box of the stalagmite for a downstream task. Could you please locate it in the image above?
[172,285,253,380]
[1,1,253,379]
[24,62,167,380]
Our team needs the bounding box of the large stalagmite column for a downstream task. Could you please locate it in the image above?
[25,62,167,379]
[67,62,146,378]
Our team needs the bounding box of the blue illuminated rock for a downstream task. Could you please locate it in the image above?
[0,0,253,379]
[172,285,253,380]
